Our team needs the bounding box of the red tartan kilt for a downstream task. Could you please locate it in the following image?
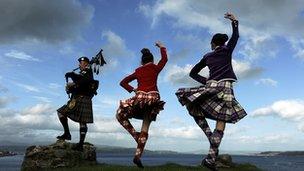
[116,91,165,121]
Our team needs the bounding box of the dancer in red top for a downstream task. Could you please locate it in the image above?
[116,41,167,168]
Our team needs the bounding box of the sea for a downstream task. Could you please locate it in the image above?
[1,152,304,171]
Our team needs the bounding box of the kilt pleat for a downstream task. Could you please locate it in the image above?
[117,91,165,121]
[57,95,93,123]
[176,80,247,123]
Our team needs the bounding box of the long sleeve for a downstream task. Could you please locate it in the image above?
[189,58,207,84]
[156,47,168,72]
[120,72,137,93]
[70,69,93,86]
[226,20,239,53]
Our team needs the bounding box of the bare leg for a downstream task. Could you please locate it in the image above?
[57,113,71,140]
[133,115,151,168]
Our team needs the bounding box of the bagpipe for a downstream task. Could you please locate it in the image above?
[65,49,106,98]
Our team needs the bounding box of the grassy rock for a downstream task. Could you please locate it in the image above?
[21,140,97,171]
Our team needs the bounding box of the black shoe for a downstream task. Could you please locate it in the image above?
[202,158,218,171]
[56,133,71,140]
[72,143,83,152]
[133,157,144,168]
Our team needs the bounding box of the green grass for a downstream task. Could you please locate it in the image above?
[51,163,262,171]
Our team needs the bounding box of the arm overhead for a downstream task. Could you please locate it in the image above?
[155,41,168,72]
[225,12,239,53]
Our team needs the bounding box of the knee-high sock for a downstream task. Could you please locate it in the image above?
[206,129,224,163]
[116,109,139,142]
[59,115,70,135]
[194,117,212,140]
[79,124,88,146]
[134,131,148,159]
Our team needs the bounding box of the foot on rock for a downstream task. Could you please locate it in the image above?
[56,133,71,140]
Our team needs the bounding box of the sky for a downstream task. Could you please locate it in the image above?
[0,0,304,153]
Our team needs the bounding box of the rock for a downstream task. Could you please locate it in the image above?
[216,154,236,168]
[21,140,97,171]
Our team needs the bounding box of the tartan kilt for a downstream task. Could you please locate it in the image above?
[57,95,93,123]
[175,80,247,123]
[116,91,165,121]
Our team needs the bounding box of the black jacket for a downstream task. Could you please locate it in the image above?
[69,67,94,96]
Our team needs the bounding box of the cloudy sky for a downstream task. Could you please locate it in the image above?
[0,0,304,153]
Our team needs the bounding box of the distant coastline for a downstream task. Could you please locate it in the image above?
[0,150,17,157]
[1,143,304,157]
[256,151,304,157]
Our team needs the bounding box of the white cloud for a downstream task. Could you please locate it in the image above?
[252,99,304,121]
[255,78,278,87]
[100,30,135,69]
[5,50,40,61]
[289,38,304,60]
[32,96,52,103]
[151,126,201,139]
[232,59,263,79]
[16,83,40,92]
[48,83,61,89]
[0,103,59,131]
[101,30,134,58]
[252,99,304,132]
[0,96,15,108]
[139,0,304,60]
[164,64,205,86]
[229,134,292,144]
[0,101,301,151]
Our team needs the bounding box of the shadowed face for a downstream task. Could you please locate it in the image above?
[211,42,216,50]
[79,61,89,70]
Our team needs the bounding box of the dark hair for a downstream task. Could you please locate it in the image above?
[141,48,154,65]
[211,33,229,46]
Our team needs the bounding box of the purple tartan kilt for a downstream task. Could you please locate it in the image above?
[116,91,165,121]
[57,95,93,123]
[175,80,247,124]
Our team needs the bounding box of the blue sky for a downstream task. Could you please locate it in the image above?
[0,0,304,153]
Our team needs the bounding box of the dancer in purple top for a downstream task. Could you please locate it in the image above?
[176,12,247,171]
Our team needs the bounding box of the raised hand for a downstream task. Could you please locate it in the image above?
[155,41,165,48]
[224,12,237,21]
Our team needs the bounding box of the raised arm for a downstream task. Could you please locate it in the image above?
[225,12,239,53]
[189,58,207,84]
[120,72,136,93]
[155,41,168,72]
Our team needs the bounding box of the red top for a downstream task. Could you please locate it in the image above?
[120,47,168,93]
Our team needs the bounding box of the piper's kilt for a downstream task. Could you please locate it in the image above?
[57,95,93,123]
[116,91,165,121]
[176,80,247,123]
